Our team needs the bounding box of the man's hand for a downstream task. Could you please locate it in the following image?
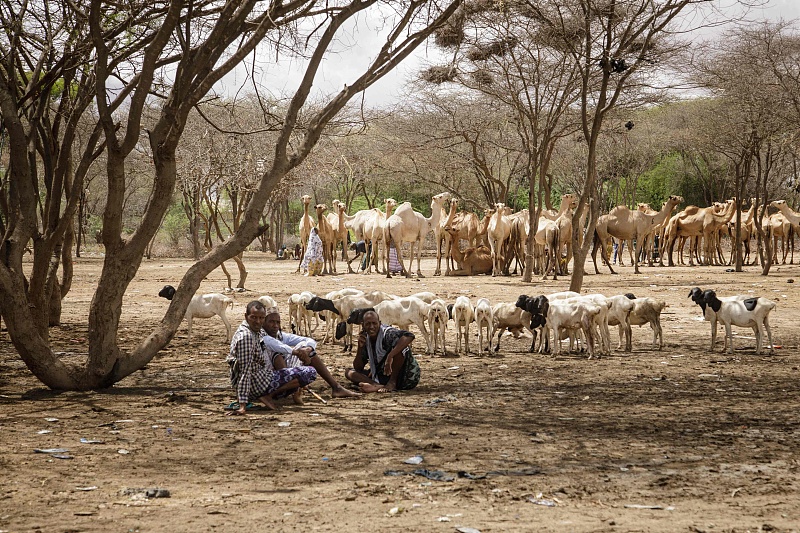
[293,346,314,364]
[383,355,394,376]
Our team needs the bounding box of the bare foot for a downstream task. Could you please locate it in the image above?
[260,397,279,410]
[358,382,389,393]
[332,386,361,398]
[292,389,305,405]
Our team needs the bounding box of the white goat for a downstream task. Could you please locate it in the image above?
[453,296,474,355]
[474,298,494,353]
[158,285,232,342]
[601,294,635,352]
[288,292,317,336]
[562,294,613,356]
[374,297,431,350]
[257,295,278,310]
[427,299,449,355]
[186,294,233,342]
[546,300,602,358]
[491,302,533,352]
[627,297,666,351]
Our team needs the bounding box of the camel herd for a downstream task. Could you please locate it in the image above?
[290,192,800,277]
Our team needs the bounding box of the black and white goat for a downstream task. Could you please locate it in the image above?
[688,287,776,354]
[158,285,233,342]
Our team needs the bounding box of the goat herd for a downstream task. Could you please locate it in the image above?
[159,283,778,359]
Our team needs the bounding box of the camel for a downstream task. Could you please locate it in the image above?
[477,208,493,247]
[357,198,397,274]
[384,192,450,278]
[505,209,528,275]
[769,200,800,264]
[487,203,513,277]
[664,199,735,266]
[315,204,336,274]
[763,210,794,264]
[296,194,316,273]
[593,195,684,274]
[442,199,481,276]
[432,195,454,276]
[702,200,737,265]
[325,200,348,268]
[443,226,493,275]
[727,199,756,265]
[542,193,579,220]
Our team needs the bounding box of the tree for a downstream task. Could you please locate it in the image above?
[0,0,463,390]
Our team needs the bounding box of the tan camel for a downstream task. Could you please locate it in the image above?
[665,199,735,266]
[444,226,492,275]
[702,200,737,265]
[763,210,794,264]
[769,200,800,263]
[442,199,481,276]
[315,204,336,274]
[434,199,455,276]
[359,198,397,274]
[727,199,756,265]
[432,195,453,276]
[504,209,528,275]
[487,203,513,277]
[296,194,316,273]
[476,208,493,247]
[384,192,450,278]
[325,200,348,269]
[593,195,684,274]
[542,193,579,220]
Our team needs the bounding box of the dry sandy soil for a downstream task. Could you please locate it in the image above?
[1,253,799,533]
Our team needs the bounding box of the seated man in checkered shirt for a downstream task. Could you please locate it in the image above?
[226,301,318,414]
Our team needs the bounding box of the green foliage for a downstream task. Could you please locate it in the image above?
[161,203,189,247]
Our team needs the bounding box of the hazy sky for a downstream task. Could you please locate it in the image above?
[219,0,800,109]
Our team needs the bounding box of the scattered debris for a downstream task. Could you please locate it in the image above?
[624,504,674,510]
[277,422,291,427]
[121,488,171,498]
[80,438,104,444]
[404,455,424,465]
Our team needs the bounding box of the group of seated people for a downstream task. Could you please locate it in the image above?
[225,301,420,414]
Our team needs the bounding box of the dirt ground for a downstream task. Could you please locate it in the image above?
[1,253,799,533]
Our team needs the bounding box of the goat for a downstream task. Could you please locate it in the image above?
[257,295,278,310]
[307,291,394,351]
[427,299,449,355]
[515,294,550,352]
[599,294,635,352]
[623,294,666,350]
[689,287,776,354]
[689,287,748,351]
[452,295,474,355]
[491,302,533,352]
[373,297,431,350]
[546,300,602,358]
[317,288,364,343]
[474,298,494,353]
[158,285,233,342]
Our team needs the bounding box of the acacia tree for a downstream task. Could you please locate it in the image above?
[391,93,527,209]
[0,0,462,390]
[695,23,799,274]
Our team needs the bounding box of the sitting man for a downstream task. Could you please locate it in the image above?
[226,301,317,414]
[345,309,421,393]
[262,306,360,401]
